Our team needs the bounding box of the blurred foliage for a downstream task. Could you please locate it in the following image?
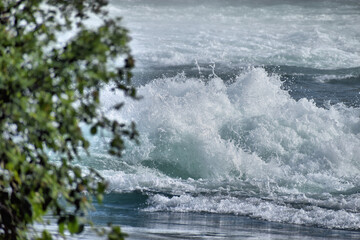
[0,0,138,239]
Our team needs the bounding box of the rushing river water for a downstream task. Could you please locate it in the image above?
[69,0,360,239]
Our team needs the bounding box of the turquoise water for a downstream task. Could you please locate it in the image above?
[71,0,360,239]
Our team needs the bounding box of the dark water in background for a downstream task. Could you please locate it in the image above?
[64,0,360,239]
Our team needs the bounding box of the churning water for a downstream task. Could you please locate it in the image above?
[76,0,360,239]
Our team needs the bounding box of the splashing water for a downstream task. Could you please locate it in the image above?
[78,67,360,230]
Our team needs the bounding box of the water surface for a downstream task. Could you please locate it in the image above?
[73,0,360,239]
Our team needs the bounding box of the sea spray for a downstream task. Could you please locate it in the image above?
[78,67,360,229]
[100,67,360,185]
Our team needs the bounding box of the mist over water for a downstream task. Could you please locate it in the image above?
[110,0,360,69]
[78,0,360,238]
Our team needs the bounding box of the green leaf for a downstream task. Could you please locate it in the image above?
[38,230,52,240]
[90,125,97,135]
[67,215,80,234]
[58,222,65,235]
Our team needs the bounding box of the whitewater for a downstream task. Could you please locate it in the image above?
[72,0,360,239]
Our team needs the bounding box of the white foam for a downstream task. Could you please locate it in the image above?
[145,194,360,230]
[102,67,360,186]
[314,74,356,83]
[102,167,196,194]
